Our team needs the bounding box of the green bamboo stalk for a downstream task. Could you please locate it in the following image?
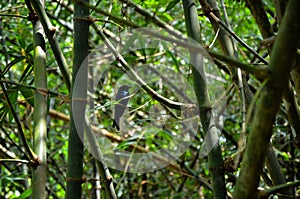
[182,0,226,198]
[30,0,71,91]
[233,0,300,198]
[65,1,89,198]
[32,2,48,197]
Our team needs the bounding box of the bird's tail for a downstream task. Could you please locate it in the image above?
[112,119,120,131]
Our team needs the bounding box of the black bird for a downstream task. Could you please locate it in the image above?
[112,85,131,131]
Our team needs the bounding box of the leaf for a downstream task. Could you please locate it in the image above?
[18,85,35,107]
[19,63,33,82]
[157,130,173,141]
[7,89,18,123]
[18,37,26,49]
[137,34,147,59]
[147,39,160,55]
[25,43,34,53]
[0,105,8,125]
[0,56,26,77]
[121,32,139,54]
[117,140,137,150]
[116,135,142,149]
[161,41,180,72]
[164,0,180,12]
[19,188,32,199]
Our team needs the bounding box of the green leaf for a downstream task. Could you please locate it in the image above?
[117,140,137,150]
[161,41,180,72]
[157,130,173,141]
[136,34,147,59]
[121,32,139,54]
[0,105,8,124]
[19,188,32,199]
[18,37,26,49]
[164,0,180,12]
[19,63,33,82]
[0,56,26,77]
[147,39,160,55]
[7,89,18,123]
[18,85,35,107]
[116,135,143,149]
[25,43,34,53]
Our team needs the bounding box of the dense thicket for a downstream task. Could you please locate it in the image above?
[0,0,299,198]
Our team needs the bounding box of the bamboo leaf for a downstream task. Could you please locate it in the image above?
[0,56,26,77]
[165,0,180,12]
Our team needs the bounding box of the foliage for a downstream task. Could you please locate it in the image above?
[0,0,299,198]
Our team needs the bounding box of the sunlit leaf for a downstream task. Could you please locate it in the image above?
[18,188,32,199]
[164,0,180,12]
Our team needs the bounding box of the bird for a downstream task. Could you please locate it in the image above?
[112,85,131,131]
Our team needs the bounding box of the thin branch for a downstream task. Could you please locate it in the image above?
[91,22,196,111]
[283,83,300,147]
[0,82,36,160]
[47,12,73,32]
[0,79,69,101]
[262,180,300,198]
[74,0,269,81]
[0,5,26,13]
[119,0,185,39]
[48,109,213,190]
[72,0,139,28]
[0,126,26,156]
[199,0,269,65]
[0,13,28,19]
[85,117,117,199]
[0,159,30,164]
[220,0,247,168]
